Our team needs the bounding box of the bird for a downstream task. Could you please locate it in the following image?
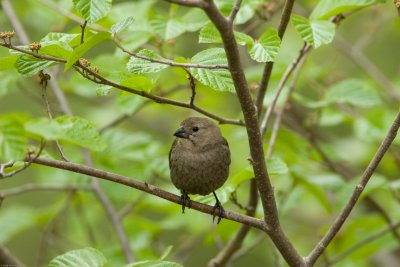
[169,117,231,224]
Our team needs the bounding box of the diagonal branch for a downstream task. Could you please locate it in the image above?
[306,111,400,265]
[228,0,243,23]
[255,0,296,115]
[27,156,265,230]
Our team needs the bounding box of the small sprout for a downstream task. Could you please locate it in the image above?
[91,66,99,74]
[28,42,41,53]
[79,58,91,67]
[6,31,16,38]
[0,32,7,39]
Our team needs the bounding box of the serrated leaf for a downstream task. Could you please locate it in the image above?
[111,16,135,34]
[190,48,234,92]
[41,32,80,46]
[72,0,112,23]
[96,85,112,96]
[150,13,186,40]
[249,28,280,62]
[291,15,335,48]
[48,247,107,267]
[127,49,169,74]
[325,79,381,107]
[311,0,385,20]
[15,55,58,76]
[0,207,36,243]
[65,31,111,71]
[199,24,252,46]
[124,260,183,267]
[55,115,107,151]
[0,115,28,161]
[0,56,18,71]
[25,118,64,140]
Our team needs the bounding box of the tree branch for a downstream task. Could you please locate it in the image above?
[260,43,311,137]
[228,0,243,23]
[115,41,229,70]
[200,1,305,266]
[255,0,296,115]
[323,221,400,267]
[164,0,207,8]
[0,183,92,198]
[306,111,400,265]
[27,156,266,230]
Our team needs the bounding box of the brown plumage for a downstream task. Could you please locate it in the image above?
[169,117,231,223]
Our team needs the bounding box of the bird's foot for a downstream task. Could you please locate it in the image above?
[180,192,191,214]
[212,192,224,224]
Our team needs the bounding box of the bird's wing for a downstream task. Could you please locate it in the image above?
[222,137,231,166]
[169,139,178,168]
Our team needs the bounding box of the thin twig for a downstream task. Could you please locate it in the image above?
[115,41,229,70]
[40,72,69,161]
[306,112,400,265]
[255,0,296,115]
[266,54,307,157]
[323,221,400,267]
[28,156,266,230]
[0,245,26,267]
[260,43,311,137]
[228,0,243,23]
[80,20,88,44]
[0,184,92,198]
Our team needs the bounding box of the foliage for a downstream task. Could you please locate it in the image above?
[0,0,399,267]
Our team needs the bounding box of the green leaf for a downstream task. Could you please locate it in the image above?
[150,13,186,40]
[127,49,169,74]
[199,24,253,46]
[248,28,280,62]
[48,247,107,267]
[55,115,107,151]
[325,79,381,107]
[311,0,385,20]
[0,115,28,161]
[190,48,234,92]
[0,56,18,71]
[120,75,153,91]
[159,246,173,261]
[111,16,135,34]
[291,15,335,48]
[25,118,64,140]
[41,32,80,46]
[96,85,112,96]
[182,9,208,32]
[267,157,288,175]
[0,206,36,243]
[15,55,58,76]
[65,31,111,71]
[72,0,112,23]
[125,260,183,267]
[121,31,152,51]
[39,33,81,59]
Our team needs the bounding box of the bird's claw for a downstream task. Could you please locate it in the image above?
[212,200,224,224]
[180,192,191,214]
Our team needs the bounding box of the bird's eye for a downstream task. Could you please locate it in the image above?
[192,126,199,132]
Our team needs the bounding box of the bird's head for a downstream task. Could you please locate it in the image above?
[173,117,223,148]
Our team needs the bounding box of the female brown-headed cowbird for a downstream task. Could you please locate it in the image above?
[169,117,231,223]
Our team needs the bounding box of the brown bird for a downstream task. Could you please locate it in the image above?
[169,117,231,223]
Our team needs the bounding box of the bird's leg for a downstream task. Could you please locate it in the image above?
[180,190,192,214]
[212,191,224,224]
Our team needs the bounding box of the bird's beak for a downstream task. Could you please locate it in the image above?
[174,127,189,139]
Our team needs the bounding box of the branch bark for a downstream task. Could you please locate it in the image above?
[306,111,400,265]
[28,156,265,230]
